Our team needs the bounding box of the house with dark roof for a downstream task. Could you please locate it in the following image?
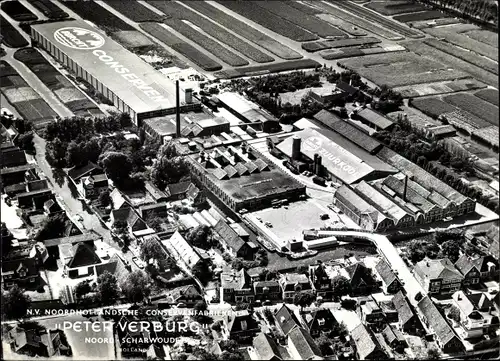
[301,308,339,338]
[451,290,499,339]
[337,81,359,97]
[345,262,379,296]
[6,327,71,357]
[110,207,148,235]
[375,259,401,294]
[144,181,169,203]
[392,291,419,333]
[276,304,302,336]
[1,257,39,289]
[138,202,168,220]
[279,273,312,302]
[287,327,322,360]
[359,296,385,325]
[110,188,130,210]
[94,254,130,285]
[59,242,101,278]
[67,162,103,183]
[309,262,333,299]
[221,268,254,303]
[354,108,394,132]
[166,181,192,201]
[350,323,386,360]
[414,258,463,296]
[383,324,407,351]
[253,332,283,360]
[455,255,499,285]
[164,284,203,307]
[17,189,53,209]
[78,174,109,200]
[224,310,259,341]
[253,280,281,301]
[213,219,254,260]
[1,147,27,168]
[1,163,36,187]
[417,296,463,353]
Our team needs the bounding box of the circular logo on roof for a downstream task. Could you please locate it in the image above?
[54,27,105,50]
[302,136,323,152]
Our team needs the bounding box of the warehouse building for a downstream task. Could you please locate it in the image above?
[31,20,197,125]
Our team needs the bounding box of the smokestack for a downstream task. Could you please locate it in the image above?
[176,80,181,138]
[403,175,408,201]
[313,153,318,174]
[292,135,301,161]
[316,156,322,175]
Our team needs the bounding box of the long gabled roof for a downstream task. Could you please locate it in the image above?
[418,296,458,346]
[287,327,322,360]
[392,291,414,325]
[214,219,246,253]
[414,258,463,281]
[253,333,282,360]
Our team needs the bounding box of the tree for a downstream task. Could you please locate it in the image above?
[331,276,352,299]
[45,137,68,168]
[15,132,35,155]
[341,298,357,310]
[330,321,348,338]
[96,271,119,305]
[185,225,212,250]
[293,290,315,309]
[192,261,213,285]
[1,286,31,320]
[263,308,275,325]
[35,213,67,241]
[121,270,151,304]
[315,334,332,355]
[441,239,461,263]
[100,151,132,184]
[74,280,92,299]
[426,348,441,360]
[98,190,111,207]
[297,265,309,276]
[140,237,166,262]
[447,305,461,323]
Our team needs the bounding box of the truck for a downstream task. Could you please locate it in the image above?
[312,176,326,186]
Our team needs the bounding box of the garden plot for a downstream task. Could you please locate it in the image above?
[1,0,37,21]
[316,14,367,36]
[302,37,381,52]
[403,40,498,89]
[6,75,27,88]
[3,87,40,102]
[443,93,499,127]
[475,89,499,107]
[393,79,486,98]
[464,29,498,48]
[393,10,446,23]
[112,30,154,49]
[410,97,459,119]
[364,1,428,15]
[410,18,462,29]
[54,88,87,104]
[216,0,318,42]
[185,1,300,60]
[213,59,320,79]
[0,15,28,48]
[103,0,164,22]
[29,0,68,19]
[442,110,491,134]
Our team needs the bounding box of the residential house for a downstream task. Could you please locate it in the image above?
[276,304,302,336]
[287,327,323,360]
[279,273,312,302]
[221,268,254,303]
[417,296,464,353]
[213,219,255,260]
[162,231,202,271]
[78,174,109,200]
[94,254,130,285]
[359,296,385,325]
[1,147,27,168]
[455,255,499,285]
[59,242,101,278]
[392,291,419,332]
[451,290,499,339]
[164,284,203,307]
[166,181,192,201]
[110,188,130,210]
[1,258,39,289]
[345,262,379,296]
[17,189,52,209]
[67,162,103,183]
[379,300,398,323]
[110,207,148,235]
[224,310,259,342]
[414,257,464,296]
[144,181,169,203]
[139,202,168,220]
[375,259,401,294]
[6,327,71,357]
[309,261,333,300]
[350,323,387,360]
[382,325,407,351]
[1,164,36,187]
[43,199,62,216]
[301,308,339,338]
[253,280,281,301]
[253,332,283,361]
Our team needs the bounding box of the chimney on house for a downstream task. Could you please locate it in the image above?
[176,80,181,138]
[313,153,318,174]
[292,135,301,160]
[316,156,322,175]
[403,175,408,202]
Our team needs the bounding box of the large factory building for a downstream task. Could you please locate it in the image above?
[30,20,197,125]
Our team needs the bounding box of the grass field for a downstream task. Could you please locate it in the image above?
[0,15,29,48]
[474,88,499,107]
[103,0,164,22]
[393,10,446,22]
[1,0,37,21]
[364,1,428,15]
[443,93,499,127]
[463,29,498,47]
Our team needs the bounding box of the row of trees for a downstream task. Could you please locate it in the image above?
[406,231,473,263]
[417,0,498,24]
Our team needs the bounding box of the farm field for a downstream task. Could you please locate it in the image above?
[442,110,492,134]
[423,38,498,75]
[0,60,57,128]
[330,0,424,38]
[144,0,273,63]
[316,14,368,36]
[13,48,103,118]
[475,89,499,107]
[213,59,320,79]
[464,29,498,47]
[103,0,164,22]
[410,18,462,29]
[393,79,487,98]
[251,1,348,38]
[443,93,499,127]
[403,40,498,88]
[181,1,301,60]
[364,1,428,15]
[393,10,446,23]
[140,22,222,71]
[29,0,68,19]
[0,15,29,48]
[423,25,498,61]
[302,37,381,52]
[215,0,318,42]
[410,97,460,119]
[1,0,37,21]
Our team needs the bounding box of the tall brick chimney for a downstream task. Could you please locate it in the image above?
[292,135,301,161]
[403,175,408,202]
[176,80,181,138]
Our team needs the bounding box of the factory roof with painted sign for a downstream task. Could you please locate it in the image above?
[277,128,397,184]
[31,20,179,115]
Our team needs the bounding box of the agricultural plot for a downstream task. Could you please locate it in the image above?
[29,0,68,19]
[0,15,28,48]
[321,45,405,61]
[393,79,486,98]
[315,2,404,40]
[442,110,491,134]
[213,59,320,79]
[140,23,222,71]
[329,1,424,38]
[145,1,272,63]
[475,89,499,107]
[443,93,499,127]
[464,29,498,48]
[364,1,428,15]
[316,14,367,36]
[410,18,462,29]
[62,0,134,32]
[1,1,37,21]
[424,26,498,62]
[112,30,154,49]
[287,1,321,15]
[184,1,301,60]
[410,97,457,119]
[302,37,381,52]
[103,0,164,22]
[403,40,498,89]
[216,0,318,42]
[165,19,248,67]
[393,10,446,23]
[252,1,347,38]
[424,38,498,75]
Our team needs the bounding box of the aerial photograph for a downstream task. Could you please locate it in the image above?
[0,0,498,360]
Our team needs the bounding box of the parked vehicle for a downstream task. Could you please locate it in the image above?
[132,256,145,269]
[312,176,326,186]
